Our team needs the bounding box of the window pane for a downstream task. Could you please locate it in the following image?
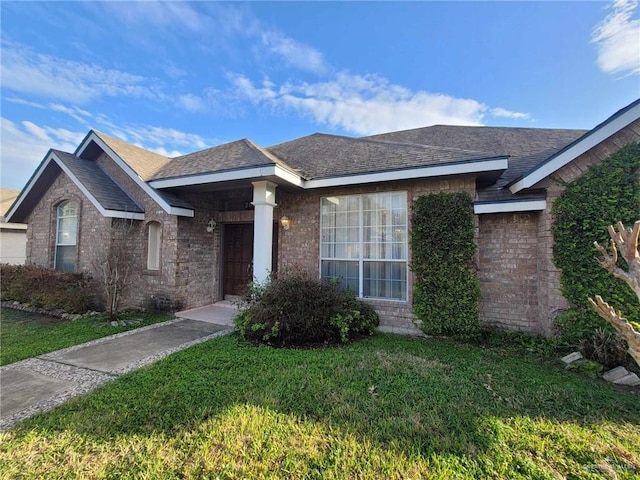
[321,192,407,300]
[321,260,359,293]
[55,245,76,272]
[147,222,161,270]
[363,261,407,300]
[57,216,78,245]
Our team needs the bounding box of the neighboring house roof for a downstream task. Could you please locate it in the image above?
[0,188,20,219]
[91,131,171,181]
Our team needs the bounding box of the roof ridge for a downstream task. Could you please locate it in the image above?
[91,130,171,180]
[351,136,499,157]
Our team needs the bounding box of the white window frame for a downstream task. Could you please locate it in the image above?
[319,191,408,301]
[54,200,78,272]
[147,221,161,270]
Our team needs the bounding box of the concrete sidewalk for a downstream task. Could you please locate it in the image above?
[0,318,232,431]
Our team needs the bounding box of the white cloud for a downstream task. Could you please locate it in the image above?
[1,42,162,103]
[120,125,209,151]
[229,72,492,135]
[592,0,640,76]
[0,118,85,189]
[490,107,531,120]
[261,30,327,74]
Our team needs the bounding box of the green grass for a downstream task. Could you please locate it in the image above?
[0,308,173,365]
[1,333,638,479]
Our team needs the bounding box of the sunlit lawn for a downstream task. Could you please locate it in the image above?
[1,333,638,479]
[0,308,173,366]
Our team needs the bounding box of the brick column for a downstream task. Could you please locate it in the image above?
[251,180,277,284]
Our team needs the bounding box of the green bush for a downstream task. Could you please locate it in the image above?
[552,143,640,345]
[410,192,480,336]
[233,273,379,347]
[0,264,95,313]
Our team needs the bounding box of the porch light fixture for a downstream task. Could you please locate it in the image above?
[206,219,217,233]
[280,216,291,230]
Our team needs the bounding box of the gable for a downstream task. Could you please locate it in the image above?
[6,150,144,223]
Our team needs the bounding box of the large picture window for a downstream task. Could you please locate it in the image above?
[320,192,407,301]
[55,200,78,272]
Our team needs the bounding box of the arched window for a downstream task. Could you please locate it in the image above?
[55,200,78,272]
[147,221,161,270]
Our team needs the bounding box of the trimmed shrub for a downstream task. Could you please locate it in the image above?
[234,273,379,347]
[552,143,640,345]
[410,192,480,336]
[0,264,95,313]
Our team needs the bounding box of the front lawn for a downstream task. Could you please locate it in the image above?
[1,333,638,479]
[0,308,173,366]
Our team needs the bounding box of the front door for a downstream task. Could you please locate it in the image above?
[223,223,254,296]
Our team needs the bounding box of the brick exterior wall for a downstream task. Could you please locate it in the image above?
[533,118,640,334]
[175,192,221,309]
[478,213,540,332]
[22,121,639,334]
[26,172,111,274]
[276,175,476,334]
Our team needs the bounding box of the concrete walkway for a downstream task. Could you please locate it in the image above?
[1,316,233,431]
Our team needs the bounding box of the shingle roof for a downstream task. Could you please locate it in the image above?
[93,131,171,181]
[53,150,144,213]
[152,138,286,180]
[368,125,587,202]
[266,133,501,180]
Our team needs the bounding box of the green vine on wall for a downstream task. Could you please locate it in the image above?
[552,142,640,344]
[410,192,480,336]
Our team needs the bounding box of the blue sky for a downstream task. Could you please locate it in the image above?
[1,1,639,190]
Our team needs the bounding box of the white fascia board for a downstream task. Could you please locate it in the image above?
[5,154,52,222]
[168,206,195,217]
[149,164,304,189]
[78,132,193,217]
[51,152,145,221]
[474,199,546,214]
[509,102,640,194]
[0,222,28,230]
[304,157,509,190]
[274,164,305,187]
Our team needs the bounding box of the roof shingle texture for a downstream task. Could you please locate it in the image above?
[152,139,285,180]
[53,151,144,213]
[266,133,501,180]
[94,131,171,181]
[368,125,587,202]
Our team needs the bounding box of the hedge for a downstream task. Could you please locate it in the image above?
[410,192,480,336]
[0,264,95,314]
[551,142,640,344]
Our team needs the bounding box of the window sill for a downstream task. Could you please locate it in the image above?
[142,269,161,276]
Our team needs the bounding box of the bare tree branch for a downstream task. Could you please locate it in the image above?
[591,220,640,368]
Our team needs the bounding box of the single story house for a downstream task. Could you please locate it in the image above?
[6,98,640,334]
[0,188,27,265]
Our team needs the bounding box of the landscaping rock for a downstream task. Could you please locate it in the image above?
[561,351,583,365]
[602,366,630,382]
[613,372,640,386]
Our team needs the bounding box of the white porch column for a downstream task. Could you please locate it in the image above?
[251,180,277,284]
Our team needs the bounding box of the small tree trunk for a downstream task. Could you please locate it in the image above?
[590,221,640,368]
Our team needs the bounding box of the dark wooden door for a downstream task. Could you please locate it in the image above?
[223,224,254,296]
